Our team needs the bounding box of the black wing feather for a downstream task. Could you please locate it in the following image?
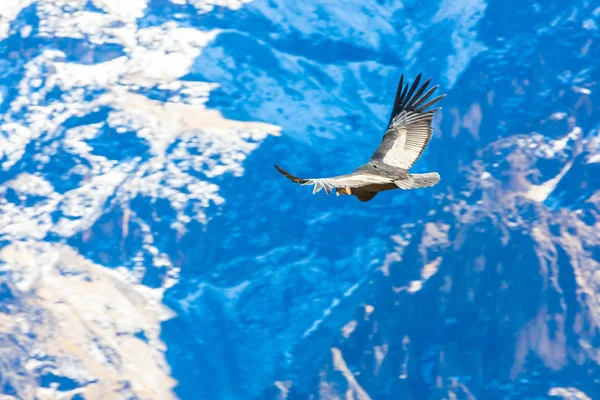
[274,164,309,184]
[407,78,431,108]
[409,85,438,110]
[399,73,422,110]
[391,74,404,111]
[387,73,444,127]
[414,94,446,113]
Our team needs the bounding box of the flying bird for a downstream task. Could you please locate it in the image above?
[274,73,445,202]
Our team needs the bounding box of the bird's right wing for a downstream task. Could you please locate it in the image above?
[274,164,391,195]
[370,73,445,170]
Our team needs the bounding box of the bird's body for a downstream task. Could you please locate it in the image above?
[274,73,445,202]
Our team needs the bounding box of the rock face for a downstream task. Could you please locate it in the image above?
[0,1,599,400]
[0,1,278,399]
[269,133,600,399]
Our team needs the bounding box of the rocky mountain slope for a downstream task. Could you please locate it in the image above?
[0,0,598,399]
[0,1,278,399]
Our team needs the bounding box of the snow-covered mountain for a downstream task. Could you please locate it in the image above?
[0,1,598,399]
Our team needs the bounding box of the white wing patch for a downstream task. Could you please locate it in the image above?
[373,73,445,171]
[304,174,391,195]
[382,112,434,170]
[382,127,407,168]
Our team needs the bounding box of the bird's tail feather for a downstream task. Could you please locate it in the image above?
[394,172,440,189]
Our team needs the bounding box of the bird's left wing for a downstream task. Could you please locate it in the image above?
[370,73,445,170]
[274,164,390,195]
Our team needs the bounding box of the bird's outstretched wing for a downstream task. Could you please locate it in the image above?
[370,73,445,170]
[274,164,391,195]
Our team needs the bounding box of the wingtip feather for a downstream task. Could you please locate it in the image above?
[313,182,324,194]
[274,164,309,184]
[388,74,446,125]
